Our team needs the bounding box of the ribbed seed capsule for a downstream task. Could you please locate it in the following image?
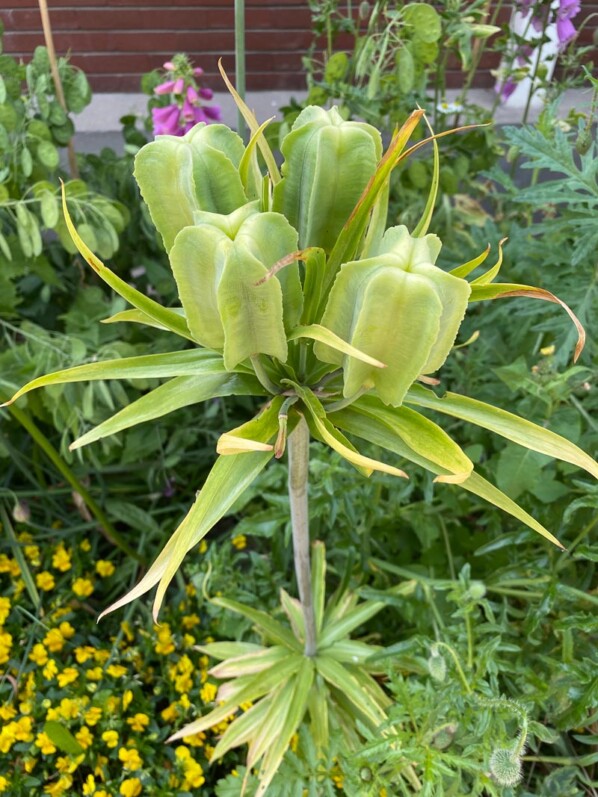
[134,123,248,252]
[273,106,382,253]
[314,228,471,406]
[169,206,298,369]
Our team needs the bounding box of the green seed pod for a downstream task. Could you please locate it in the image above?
[134,123,248,252]
[427,648,447,682]
[170,205,296,368]
[315,227,470,405]
[489,746,523,787]
[273,106,382,253]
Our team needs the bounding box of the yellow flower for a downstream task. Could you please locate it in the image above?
[154,624,175,656]
[101,729,119,748]
[43,774,73,796]
[72,578,94,598]
[29,643,48,666]
[36,571,55,591]
[160,703,178,723]
[0,631,12,665]
[75,726,93,749]
[55,754,83,773]
[200,682,218,704]
[126,713,149,732]
[75,646,95,664]
[120,777,142,797]
[0,597,11,625]
[43,660,58,680]
[184,731,205,748]
[59,621,75,639]
[106,664,127,678]
[0,776,9,792]
[0,554,20,576]
[52,544,72,572]
[14,715,34,741]
[80,539,91,552]
[96,560,115,577]
[57,667,79,687]
[0,704,16,721]
[46,697,81,722]
[118,746,143,770]
[122,689,134,711]
[94,649,110,664]
[231,533,247,550]
[84,706,102,726]
[199,539,208,554]
[86,667,104,681]
[181,613,200,630]
[121,620,134,642]
[82,774,96,795]
[35,731,57,755]
[24,544,40,565]
[43,622,74,653]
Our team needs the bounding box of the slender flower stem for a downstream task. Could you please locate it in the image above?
[287,415,317,657]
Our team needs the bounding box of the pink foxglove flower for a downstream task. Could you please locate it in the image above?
[556,0,580,47]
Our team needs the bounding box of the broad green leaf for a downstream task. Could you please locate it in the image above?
[168,654,303,741]
[2,349,224,408]
[99,400,283,621]
[331,395,473,483]
[469,281,586,361]
[255,660,314,797]
[210,697,273,762]
[496,445,548,500]
[43,721,84,756]
[331,401,564,547]
[288,325,386,369]
[318,600,386,648]
[71,371,263,450]
[210,645,292,679]
[212,596,301,651]
[406,384,598,480]
[315,656,387,728]
[61,184,192,340]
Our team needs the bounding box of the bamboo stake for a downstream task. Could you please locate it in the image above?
[37,0,79,178]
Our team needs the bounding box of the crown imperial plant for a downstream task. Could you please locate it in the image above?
[4,67,597,794]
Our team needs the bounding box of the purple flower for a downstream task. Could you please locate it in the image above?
[203,104,222,121]
[152,104,183,136]
[497,77,517,101]
[163,60,176,71]
[154,79,177,95]
[556,0,580,46]
[199,87,214,100]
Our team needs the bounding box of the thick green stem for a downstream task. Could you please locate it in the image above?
[287,415,317,657]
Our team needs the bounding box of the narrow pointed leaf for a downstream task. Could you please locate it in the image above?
[331,402,565,547]
[412,115,439,238]
[406,384,598,480]
[450,244,491,279]
[318,601,386,648]
[72,372,263,450]
[315,656,388,728]
[209,646,291,679]
[469,282,586,361]
[212,596,301,651]
[197,642,264,661]
[101,307,187,331]
[470,238,506,285]
[99,401,282,621]
[61,184,192,341]
[239,116,274,200]
[330,395,473,483]
[218,59,281,184]
[247,679,295,770]
[210,698,273,763]
[167,655,303,741]
[308,675,329,752]
[279,588,305,642]
[326,639,384,666]
[255,660,314,797]
[311,541,326,635]
[2,350,224,408]
[288,325,386,368]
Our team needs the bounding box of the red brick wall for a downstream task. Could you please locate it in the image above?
[1,1,596,93]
